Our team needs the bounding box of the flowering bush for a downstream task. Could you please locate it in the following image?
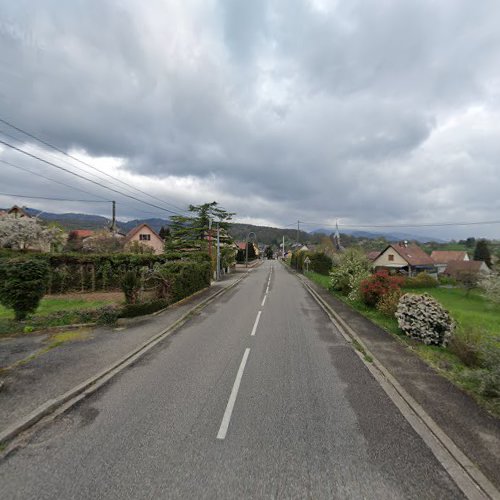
[396,293,454,346]
[329,249,371,300]
[359,271,404,307]
[376,289,403,317]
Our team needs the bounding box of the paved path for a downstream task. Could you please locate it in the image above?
[0,262,464,498]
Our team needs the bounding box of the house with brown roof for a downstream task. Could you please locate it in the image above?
[372,241,437,277]
[444,260,490,280]
[124,223,164,254]
[430,250,469,274]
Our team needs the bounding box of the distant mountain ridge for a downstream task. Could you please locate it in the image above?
[2,208,446,244]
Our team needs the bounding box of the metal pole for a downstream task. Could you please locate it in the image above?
[216,222,220,281]
[208,218,212,260]
[282,235,285,259]
[245,237,249,268]
[111,201,116,232]
[297,220,299,245]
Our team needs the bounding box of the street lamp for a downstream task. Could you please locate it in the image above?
[245,231,257,268]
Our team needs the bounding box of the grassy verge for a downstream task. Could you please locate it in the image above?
[0,295,123,337]
[0,297,120,320]
[305,271,500,416]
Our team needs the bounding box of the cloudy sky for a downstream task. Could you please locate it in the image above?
[0,0,499,239]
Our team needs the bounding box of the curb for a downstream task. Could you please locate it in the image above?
[293,269,499,500]
[0,273,248,450]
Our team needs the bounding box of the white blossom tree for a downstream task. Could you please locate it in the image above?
[479,272,500,304]
[0,215,64,251]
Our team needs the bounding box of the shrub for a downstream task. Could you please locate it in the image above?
[376,289,403,317]
[395,293,454,346]
[329,249,371,300]
[359,271,404,307]
[0,258,50,320]
[460,342,500,398]
[95,306,120,325]
[479,272,500,304]
[448,327,484,368]
[309,252,333,275]
[149,260,211,302]
[438,275,457,286]
[121,270,141,304]
[403,272,438,289]
[120,299,168,318]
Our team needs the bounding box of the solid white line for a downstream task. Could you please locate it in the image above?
[261,295,267,307]
[217,348,251,440]
[250,311,262,336]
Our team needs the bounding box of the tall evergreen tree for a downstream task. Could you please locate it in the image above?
[473,239,492,268]
[167,202,234,251]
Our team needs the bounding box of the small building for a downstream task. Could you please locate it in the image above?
[366,250,381,262]
[372,241,437,277]
[444,260,490,280]
[431,250,469,274]
[124,223,164,254]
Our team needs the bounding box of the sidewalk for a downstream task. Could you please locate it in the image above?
[0,274,243,434]
[303,274,500,490]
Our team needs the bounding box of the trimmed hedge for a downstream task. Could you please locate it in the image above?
[0,253,209,294]
[120,299,168,318]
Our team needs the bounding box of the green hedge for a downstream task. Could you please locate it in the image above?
[120,299,168,318]
[157,260,211,302]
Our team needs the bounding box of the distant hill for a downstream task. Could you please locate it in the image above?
[3,207,446,246]
[312,228,446,243]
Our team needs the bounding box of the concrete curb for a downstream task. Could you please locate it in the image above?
[292,268,499,500]
[0,273,248,450]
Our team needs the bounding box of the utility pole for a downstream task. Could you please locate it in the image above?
[282,235,285,259]
[297,220,300,245]
[216,221,221,281]
[208,218,213,261]
[111,201,116,232]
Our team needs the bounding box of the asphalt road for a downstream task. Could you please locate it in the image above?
[0,261,464,499]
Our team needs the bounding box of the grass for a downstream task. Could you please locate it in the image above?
[0,297,119,320]
[405,287,500,342]
[305,270,500,415]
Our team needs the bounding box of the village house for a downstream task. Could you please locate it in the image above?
[444,260,491,280]
[430,250,469,274]
[372,241,437,277]
[124,223,164,254]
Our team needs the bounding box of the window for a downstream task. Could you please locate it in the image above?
[139,234,151,241]
[388,254,394,262]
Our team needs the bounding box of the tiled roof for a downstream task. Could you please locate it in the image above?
[445,261,488,275]
[430,251,468,264]
[367,251,381,261]
[70,230,94,239]
[390,243,435,266]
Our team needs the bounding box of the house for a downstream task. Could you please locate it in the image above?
[124,223,164,254]
[444,260,490,280]
[236,241,259,262]
[372,241,437,277]
[366,250,381,262]
[430,250,469,274]
[6,205,31,218]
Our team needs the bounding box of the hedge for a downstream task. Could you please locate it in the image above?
[0,253,206,294]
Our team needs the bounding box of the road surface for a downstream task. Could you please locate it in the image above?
[0,261,463,499]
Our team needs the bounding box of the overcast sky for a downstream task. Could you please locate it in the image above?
[1,0,499,240]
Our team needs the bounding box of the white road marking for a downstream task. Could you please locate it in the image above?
[250,311,262,336]
[217,348,251,440]
[261,295,267,307]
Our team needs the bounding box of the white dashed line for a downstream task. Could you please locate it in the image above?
[250,311,262,336]
[217,348,251,440]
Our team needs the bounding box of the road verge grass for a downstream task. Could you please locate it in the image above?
[305,271,500,417]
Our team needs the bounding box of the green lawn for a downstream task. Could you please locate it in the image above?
[0,297,120,320]
[305,271,500,415]
[405,287,500,341]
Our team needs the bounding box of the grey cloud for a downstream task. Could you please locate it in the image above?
[1,0,500,239]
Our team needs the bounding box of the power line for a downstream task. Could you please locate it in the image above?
[0,137,184,216]
[0,192,110,203]
[0,117,189,214]
[0,158,110,201]
[0,128,166,204]
[297,220,500,229]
